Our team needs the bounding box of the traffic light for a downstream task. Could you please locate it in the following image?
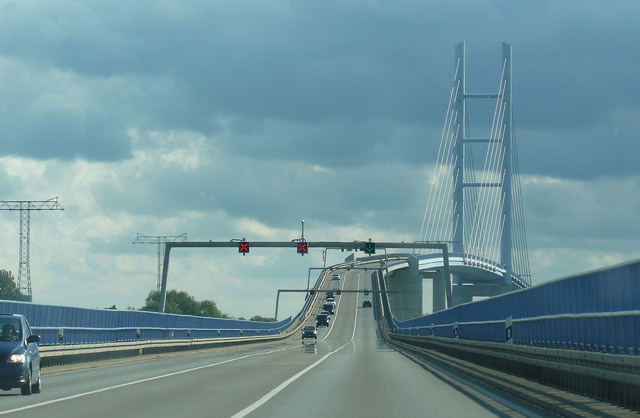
[364,242,376,255]
[309,289,315,295]
[364,290,369,295]
[297,241,308,255]
[238,241,250,254]
[336,290,341,295]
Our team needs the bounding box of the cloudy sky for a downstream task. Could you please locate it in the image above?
[1,1,639,319]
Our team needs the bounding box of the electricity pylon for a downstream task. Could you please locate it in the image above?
[133,233,188,290]
[0,197,64,301]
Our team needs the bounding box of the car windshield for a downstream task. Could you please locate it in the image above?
[303,326,315,331]
[0,319,21,341]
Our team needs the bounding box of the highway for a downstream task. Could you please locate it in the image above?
[0,268,545,417]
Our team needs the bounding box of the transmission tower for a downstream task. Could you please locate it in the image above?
[0,197,64,301]
[133,233,188,290]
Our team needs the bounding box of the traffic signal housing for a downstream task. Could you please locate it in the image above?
[364,290,369,295]
[238,241,250,254]
[364,242,376,255]
[297,241,308,255]
[336,290,342,295]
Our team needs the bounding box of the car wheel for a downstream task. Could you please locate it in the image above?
[21,367,32,396]
[32,373,41,394]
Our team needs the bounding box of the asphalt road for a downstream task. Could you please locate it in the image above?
[0,268,537,417]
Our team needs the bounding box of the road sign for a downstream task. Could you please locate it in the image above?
[238,242,250,254]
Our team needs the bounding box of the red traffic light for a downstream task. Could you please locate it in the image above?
[297,242,308,254]
[238,242,250,254]
[309,289,315,295]
[336,290,342,295]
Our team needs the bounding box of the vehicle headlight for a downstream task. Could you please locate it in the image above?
[8,354,26,364]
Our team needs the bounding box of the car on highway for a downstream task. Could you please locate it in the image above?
[362,300,372,308]
[301,325,317,340]
[0,314,41,395]
[325,292,334,299]
[316,314,329,327]
[332,273,340,280]
[322,303,335,315]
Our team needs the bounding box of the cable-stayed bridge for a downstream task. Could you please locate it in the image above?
[1,42,638,414]
[415,40,531,310]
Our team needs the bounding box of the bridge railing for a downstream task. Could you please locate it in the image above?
[32,326,287,346]
[393,258,640,355]
[1,299,294,346]
[395,311,640,355]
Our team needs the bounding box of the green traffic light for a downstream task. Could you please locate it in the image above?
[364,242,375,255]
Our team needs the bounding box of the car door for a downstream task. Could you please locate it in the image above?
[22,318,40,379]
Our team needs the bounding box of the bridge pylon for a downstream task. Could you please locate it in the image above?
[419,41,531,309]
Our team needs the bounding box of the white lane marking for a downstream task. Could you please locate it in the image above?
[320,271,346,341]
[233,313,359,418]
[0,346,296,415]
[230,352,333,418]
[232,272,362,418]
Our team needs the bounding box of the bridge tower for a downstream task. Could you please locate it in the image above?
[133,233,188,290]
[451,40,514,279]
[0,197,64,301]
[419,41,530,310]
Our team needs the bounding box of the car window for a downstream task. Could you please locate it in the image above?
[0,319,22,341]
[22,318,32,338]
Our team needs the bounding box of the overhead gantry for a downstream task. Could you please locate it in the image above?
[157,240,451,313]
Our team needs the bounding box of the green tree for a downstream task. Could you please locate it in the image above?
[140,289,229,318]
[0,270,29,301]
[249,315,276,322]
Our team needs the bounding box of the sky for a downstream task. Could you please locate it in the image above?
[1,1,639,319]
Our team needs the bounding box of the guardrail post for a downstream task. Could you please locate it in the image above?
[505,316,513,344]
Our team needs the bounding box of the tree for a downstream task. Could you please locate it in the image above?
[0,270,29,301]
[250,315,276,322]
[140,289,229,319]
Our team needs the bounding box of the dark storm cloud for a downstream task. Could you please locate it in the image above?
[2,1,639,177]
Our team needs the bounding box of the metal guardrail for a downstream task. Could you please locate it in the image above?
[33,326,287,347]
[373,263,640,411]
[39,332,293,368]
[394,309,640,355]
[388,332,640,411]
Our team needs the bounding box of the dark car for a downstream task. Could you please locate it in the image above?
[0,314,41,395]
[322,303,335,315]
[362,300,372,308]
[301,325,317,340]
[316,314,329,327]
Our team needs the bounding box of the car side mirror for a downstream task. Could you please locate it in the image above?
[26,335,41,344]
